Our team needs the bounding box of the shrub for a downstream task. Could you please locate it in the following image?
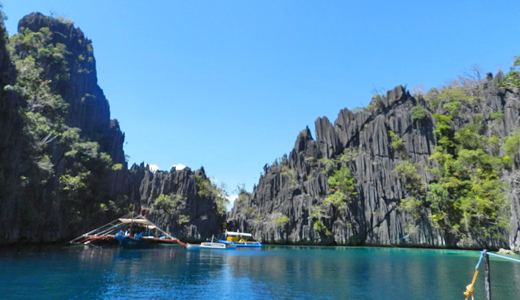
[111,163,123,171]
[313,220,325,232]
[389,131,405,157]
[503,130,520,158]
[398,197,423,219]
[490,111,503,122]
[154,194,185,216]
[274,215,290,227]
[498,55,520,91]
[426,116,509,238]
[394,161,424,198]
[411,106,427,121]
[325,168,357,209]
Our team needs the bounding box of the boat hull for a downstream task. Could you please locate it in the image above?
[186,242,235,250]
[115,235,151,249]
[218,240,262,248]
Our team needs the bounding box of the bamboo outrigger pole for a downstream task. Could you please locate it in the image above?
[483,250,492,300]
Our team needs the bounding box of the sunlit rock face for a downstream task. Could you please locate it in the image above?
[229,81,520,251]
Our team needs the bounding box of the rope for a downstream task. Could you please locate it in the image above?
[487,252,520,263]
[475,252,484,270]
[463,270,479,300]
[462,250,519,299]
[463,251,484,300]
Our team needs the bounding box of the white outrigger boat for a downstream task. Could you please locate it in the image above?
[186,236,235,250]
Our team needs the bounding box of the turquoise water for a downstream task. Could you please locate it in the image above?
[1,245,519,299]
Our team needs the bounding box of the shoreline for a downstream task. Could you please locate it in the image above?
[0,240,516,253]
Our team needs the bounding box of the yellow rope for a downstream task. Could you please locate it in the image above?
[463,269,479,300]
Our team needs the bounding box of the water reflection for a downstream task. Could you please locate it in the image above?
[0,245,519,299]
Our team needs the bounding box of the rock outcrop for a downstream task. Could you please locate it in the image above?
[18,13,128,195]
[229,78,520,251]
[128,164,225,242]
[0,17,26,243]
[2,11,520,250]
[0,13,224,244]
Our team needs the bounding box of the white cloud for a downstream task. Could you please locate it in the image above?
[146,164,159,172]
[226,195,238,211]
[172,164,186,171]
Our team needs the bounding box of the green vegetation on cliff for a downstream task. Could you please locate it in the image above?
[500,56,520,91]
[427,114,509,239]
[153,194,189,225]
[397,75,511,241]
[5,24,124,228]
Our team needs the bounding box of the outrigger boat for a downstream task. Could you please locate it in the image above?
[218,230,262,247]
[69,212,186,249]
[186,236,235,250]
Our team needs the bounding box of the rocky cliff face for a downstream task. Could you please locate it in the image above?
[18,13,128,195]
[229,77,520,251]
[128,164,226,243]
[0,17,26,243]
[0,13,131,243]
[0,13,223,244]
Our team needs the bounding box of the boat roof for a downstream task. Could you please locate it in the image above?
[119,218,152,225]
[69,213,172,244]
[225,230,252,237]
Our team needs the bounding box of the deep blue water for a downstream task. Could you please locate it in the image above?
[1,245,519,299]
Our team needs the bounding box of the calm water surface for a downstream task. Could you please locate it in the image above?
[1,245,519,299]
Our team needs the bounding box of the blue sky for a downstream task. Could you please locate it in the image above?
[3,1,520,209]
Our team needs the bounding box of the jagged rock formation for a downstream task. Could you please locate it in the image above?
[0,13,223,244]
[2,11,519,251]
[0,13,130,243]
[229,80,520,251]
[18,13,128,195]
[127,164,225,243]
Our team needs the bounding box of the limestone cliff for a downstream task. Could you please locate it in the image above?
[18,13,128,195]
[0,13,223,244]
[0,16,26,243]
[128,164,226,243]
[229,78,520,251]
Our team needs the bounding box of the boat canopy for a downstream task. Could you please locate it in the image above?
[225,230,252,237]
[119,218,152,225]
[69,213,177,245]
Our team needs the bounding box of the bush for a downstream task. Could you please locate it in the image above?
[325,168,357,209]
[313,220,325,232]
[499,55,520,91]
[394,161,424,197]
[154,194,185,215]
[274,215,290,227]
[503,131,520,158]
[490,111,503,122]
[426,115,509,238]
[411,106,427,121]
[398,197,423,219]
[389,131,405,157]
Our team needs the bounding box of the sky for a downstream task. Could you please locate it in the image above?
[3,1,520,209]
